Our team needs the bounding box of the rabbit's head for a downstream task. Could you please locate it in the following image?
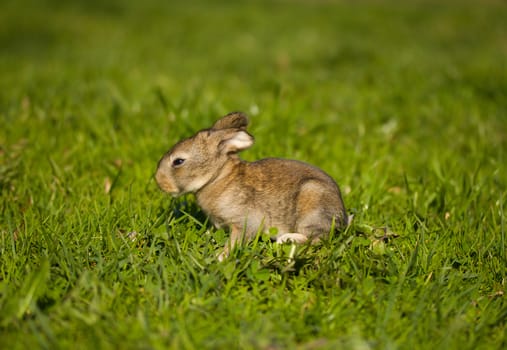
[155,112,254,196]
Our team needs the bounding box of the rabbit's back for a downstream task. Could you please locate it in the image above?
[196,157,346,237]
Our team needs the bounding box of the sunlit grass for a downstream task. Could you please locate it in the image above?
[1,0,506,349]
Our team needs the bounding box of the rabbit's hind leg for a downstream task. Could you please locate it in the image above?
[274,233,308,244]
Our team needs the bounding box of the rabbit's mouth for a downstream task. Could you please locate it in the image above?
[155,172,180,195]
[158,183,180,196]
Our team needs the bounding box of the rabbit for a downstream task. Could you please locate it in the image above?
[155,112,347,260]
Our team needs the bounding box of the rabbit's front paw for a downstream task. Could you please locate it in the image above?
[217,249,229,262]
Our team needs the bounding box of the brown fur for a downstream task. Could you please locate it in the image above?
[156,112,347,260]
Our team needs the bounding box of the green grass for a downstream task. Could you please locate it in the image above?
[1,0,506,348]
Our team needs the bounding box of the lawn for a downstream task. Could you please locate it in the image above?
[1,0,506,348]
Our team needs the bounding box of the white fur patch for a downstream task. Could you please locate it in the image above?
[185,176,211,193]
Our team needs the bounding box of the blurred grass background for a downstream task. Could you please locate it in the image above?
[1,0,506,349]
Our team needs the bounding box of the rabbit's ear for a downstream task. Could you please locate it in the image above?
[219,130,254,154]
[212,112,249,130]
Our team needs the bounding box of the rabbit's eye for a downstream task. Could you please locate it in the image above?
[172,158,185,167]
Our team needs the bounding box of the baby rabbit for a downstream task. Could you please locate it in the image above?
[156,112,347,260]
